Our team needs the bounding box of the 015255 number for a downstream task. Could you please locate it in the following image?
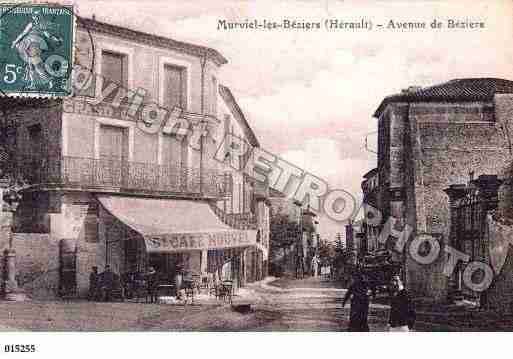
[4,344,36,353]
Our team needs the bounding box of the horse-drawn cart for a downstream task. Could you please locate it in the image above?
[360,251,402,296]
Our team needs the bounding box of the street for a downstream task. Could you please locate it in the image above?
[247,277,389,331]
[0,277,382,331]
[3,276,506,331]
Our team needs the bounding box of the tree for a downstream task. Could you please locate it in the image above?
[318,239,336,267]
[332,233,353,281]
[269,205,301,276]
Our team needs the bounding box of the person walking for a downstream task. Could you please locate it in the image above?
[388,275,416,332]
[342,272,371,331]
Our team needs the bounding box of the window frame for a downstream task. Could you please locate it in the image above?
[95,42,134,97]
[93,118,134,161]
[158,56,191,112]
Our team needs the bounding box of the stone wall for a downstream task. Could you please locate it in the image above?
[9,102,63,159]
[407,102,511,301]
[385,99,513,302]
[0,221,60,300]
[484,214,513,312]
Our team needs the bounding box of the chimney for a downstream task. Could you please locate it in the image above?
[401,86,422,94]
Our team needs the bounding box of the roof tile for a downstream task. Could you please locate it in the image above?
[374,78,513,117]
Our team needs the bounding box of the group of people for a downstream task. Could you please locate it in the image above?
[88,265,160,302]
[88,265,118,302]
[342,273,416,332]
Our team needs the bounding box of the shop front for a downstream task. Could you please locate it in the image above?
[97,195,258,292]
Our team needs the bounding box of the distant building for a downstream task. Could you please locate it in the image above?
[269,190,320,277]
[360,168,380,254]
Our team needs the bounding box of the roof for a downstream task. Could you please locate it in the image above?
[362,168,378,179]
[374,78,513,118]
[78,17,228,66]
[269,188,286,198]
[219,85,260,147]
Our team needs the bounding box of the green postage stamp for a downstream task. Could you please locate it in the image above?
[0,3,74,97]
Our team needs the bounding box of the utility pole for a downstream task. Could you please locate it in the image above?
[293,200,303,279]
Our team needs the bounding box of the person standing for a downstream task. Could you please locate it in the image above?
[88,266,99,301]
[388,275,416,332]
[146,266,158,303]
[99,265,115,302]
[342,272,371,331]
[311,254,320,277]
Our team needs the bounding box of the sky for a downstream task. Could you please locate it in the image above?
[72,0,513,241]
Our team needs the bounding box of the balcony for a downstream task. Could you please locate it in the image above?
[208,202,258,230]
[15,155,232,199]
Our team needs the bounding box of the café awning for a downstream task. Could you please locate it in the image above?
[96,195,257,253]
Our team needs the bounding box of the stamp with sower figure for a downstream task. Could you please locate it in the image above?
[0,3,74,97]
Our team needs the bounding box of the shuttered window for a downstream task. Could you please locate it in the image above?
[99,125,128,160]
[102,51,128,87]
[163,64,187,110]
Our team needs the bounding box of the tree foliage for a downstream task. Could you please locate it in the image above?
[269,205,300,254]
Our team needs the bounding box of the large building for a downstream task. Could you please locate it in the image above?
[0,18,269,298]
[374,78,513,306]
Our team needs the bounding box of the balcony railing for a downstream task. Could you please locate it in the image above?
[15,155,232,198]
[208,202,258,230]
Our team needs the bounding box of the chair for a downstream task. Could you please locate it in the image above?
[191,274,202,294]
[217,280,233,304]
[155,283,176,304]
[134,278,149,303]
[182,278,195,305]
[199,275,209,294]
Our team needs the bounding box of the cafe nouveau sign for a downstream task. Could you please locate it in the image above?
[144,230,257,252]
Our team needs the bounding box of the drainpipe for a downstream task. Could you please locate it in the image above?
[200,54,207,195]
[199,54,208,275]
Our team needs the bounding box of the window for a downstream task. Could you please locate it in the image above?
[101,50,128,88]
[98,124,129,186]
[27,124,42,155]
[99,125,128,160]
[163,64,187,110]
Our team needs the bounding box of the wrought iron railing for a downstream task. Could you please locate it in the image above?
[15,155,232,198]
[208,202,257,230]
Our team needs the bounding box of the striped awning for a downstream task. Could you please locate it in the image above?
[97,195,257,253]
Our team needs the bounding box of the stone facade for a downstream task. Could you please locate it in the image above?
[375,82,513,302]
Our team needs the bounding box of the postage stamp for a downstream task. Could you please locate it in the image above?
[0,3,74,97]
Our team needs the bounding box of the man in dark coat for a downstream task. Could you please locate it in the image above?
[99,265,115,302]
[88,266,99,301]
[388,275,416,331]
[342,272,371,331]
[146,267,158,303]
